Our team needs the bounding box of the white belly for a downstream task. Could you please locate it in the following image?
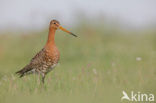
[48,64,57,72]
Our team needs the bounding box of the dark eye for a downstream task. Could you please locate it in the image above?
[54,22,56,24]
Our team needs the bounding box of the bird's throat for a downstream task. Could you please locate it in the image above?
[46,28,56,46]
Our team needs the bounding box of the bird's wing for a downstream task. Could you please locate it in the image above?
[16,48,47,77]
[30,48,46,66]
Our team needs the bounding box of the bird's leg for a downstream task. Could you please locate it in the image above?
[41,73,46,90]
[37,73,45,90]
[41,73,45,84]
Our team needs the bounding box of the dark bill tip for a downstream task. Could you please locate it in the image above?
[71,33,78,37]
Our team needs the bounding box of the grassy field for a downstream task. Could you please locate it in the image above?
[0,23,156,103]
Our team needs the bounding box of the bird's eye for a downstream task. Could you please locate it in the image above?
[54,22,56,24]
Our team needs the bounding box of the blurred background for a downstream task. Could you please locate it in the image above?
[0,0,156,103]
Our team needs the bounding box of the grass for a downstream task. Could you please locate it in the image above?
[0,23,156,103]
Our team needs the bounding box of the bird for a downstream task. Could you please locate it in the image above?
[16,19,77,83]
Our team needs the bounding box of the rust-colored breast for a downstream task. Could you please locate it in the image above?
[44,46,60,65]
[29,45,60,74]
[43,45,60,73]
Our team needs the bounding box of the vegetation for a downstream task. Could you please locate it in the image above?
[0,20,156,103]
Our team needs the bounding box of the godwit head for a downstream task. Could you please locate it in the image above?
[49,19,77,37]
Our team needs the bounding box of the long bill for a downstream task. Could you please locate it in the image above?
[59,26,77,37]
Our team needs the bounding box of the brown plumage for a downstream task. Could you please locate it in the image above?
[16,20,77,83]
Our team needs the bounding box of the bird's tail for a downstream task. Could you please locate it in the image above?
[16,65,32,78]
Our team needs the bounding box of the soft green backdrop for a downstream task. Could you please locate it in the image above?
[0,20,156,103]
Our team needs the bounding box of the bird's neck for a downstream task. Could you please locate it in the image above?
[46,28,56,47]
